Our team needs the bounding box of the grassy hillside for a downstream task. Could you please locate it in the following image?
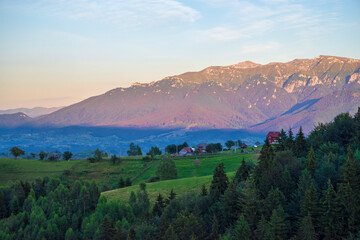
[0,157,148,188]
[103,171,236,203]
[103,149,260,202]
[0,147,260,194]
[0,158,78,187]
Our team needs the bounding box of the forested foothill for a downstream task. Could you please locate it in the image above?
[1,109,360,239]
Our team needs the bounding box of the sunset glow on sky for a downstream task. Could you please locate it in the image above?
[0,0,359,109]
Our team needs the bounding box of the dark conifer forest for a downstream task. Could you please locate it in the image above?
[1,110,360,239]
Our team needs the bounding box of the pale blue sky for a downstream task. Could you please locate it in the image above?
[0,0,359,109]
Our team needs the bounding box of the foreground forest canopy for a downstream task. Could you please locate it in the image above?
[1,110,360,239]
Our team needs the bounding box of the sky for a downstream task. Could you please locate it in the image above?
[0,0,359,110]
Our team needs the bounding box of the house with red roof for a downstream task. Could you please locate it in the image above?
[179,147,193,156]
[267,131,280,144]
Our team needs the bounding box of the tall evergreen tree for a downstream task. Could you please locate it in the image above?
[267,205,288,240]
[254,215,268,240]
[240,179,261,229]
[99,215,115,240]
[200,184,208,196]
[127,228,136,240]
[286,128,295,151]
[164,225,177,240]
[294,126,307,157]
[297,214,318,240]
[118,176,125,188]
[306,146,317,177]
[165,189,176,205]
[223,180,241,226]
[276,129,288,151]
[65,228,77,240]
[321,180,341,240]
[235,158,249,182]
[209,215,220,240]
[234,214,251,240]
[210,163,229,201]
[254,138,275,197]
[152,193,166,217]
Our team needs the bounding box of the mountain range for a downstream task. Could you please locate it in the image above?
[1,55,360,133]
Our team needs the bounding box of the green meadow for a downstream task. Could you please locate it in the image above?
[0,147,260,201]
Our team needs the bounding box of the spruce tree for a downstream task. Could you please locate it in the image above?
[223,180,241,226]
[114,221,124,240]
[300,182,320,232]
[254,215,268,240]
[165,189,176,205]
[279,168,295,200]
[254,138,275,197]
[152,193,165,216]
[65,228,77,240]
[321,179,341,240]
[294,126,307,157]
[210,163,228,201]
[164,225,177,240]
[306,146,317,177]
[276,129,288,151]
[240,179,261,229]
[286,128,295,151]
[118,176,125,188]
[297,214,318,240]
[235,158,249,182]
[200,184,208,196]
[99,215,115,240]
[234,214,251,240]
[209,215,219,240]
[127,228,136,240]
[267,205,288,240]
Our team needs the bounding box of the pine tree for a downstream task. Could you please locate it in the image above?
[127,228,136,240]
[223,180,241,226]
[300,182,320,232]
[166,189,176,205]
[99,215,115,240]
[240,179,261,229]
[254,138,275,197]
[279,168,295,200]
[297,214,318,240]
[208,215,219,240]
[114,221,124,240]
[321,180,341,240]
[286,128,295,151]
[276,129,288,151]
[158,213,169,239]
[10,195,20,215]
[65,228,77,240]
[118,176,125,188]
[164,225,177,240]
[200,184,208,196]
[234,214,251,240]
[254,215,268,240]
[267,205,288,240]
[263,187,286,219]
[294,126,307,157]
[153,193,165,216]
[210,163,229,201]
[306,146,317,177]
[125,178,132,187]
[338,147,360,234]
[235,158,249,182]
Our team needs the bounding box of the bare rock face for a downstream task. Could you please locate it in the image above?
[24,55,360,132]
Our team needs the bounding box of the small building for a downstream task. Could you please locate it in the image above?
[267,131,280,144]
[179,147,193,156]
[196,143,207,154]
[241,143,247,149]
